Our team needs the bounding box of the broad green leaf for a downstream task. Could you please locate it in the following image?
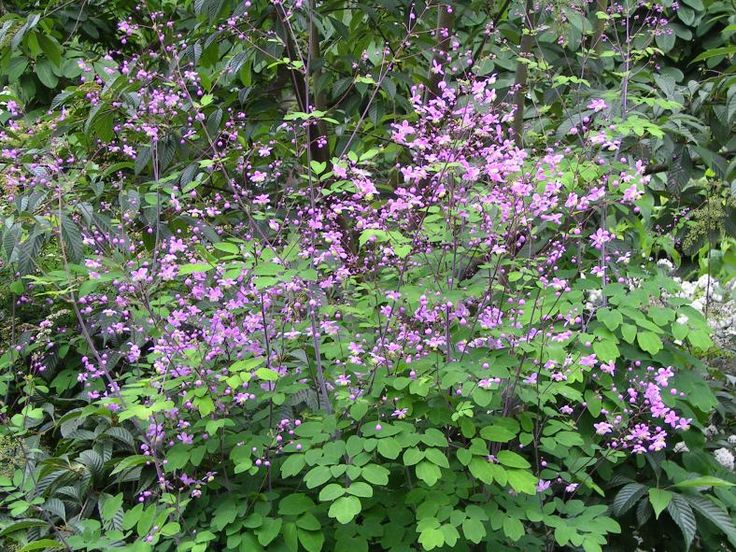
[637,331,663,355]
[328,496,362,524]
[506,470,537,495]
[597,308,622,331]
[361,464,389,485]
[674,476,735,489]
[648,488,672,519]
[279,493,315,516]
[497,450,531,469]
[415,460,442,486]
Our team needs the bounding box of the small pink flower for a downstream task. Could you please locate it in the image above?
[587,98,608,112]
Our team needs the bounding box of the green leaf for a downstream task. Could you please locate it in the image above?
[347,481,373,498]
[597,308,622,331]
[403,447,424,466]
[394,244,412,258]
[298,529,325,552]
[613,483,647,516]
[296,513,321,531]
[19,540,66,551]
[415,460,442,486]
[284,521,299,552]
[506,470,537,495]
[257,517,283,547]
[350,401,368,421]
[497,450,531,469]
[100,493,123,521]
[479,425,516,442]
[0,520,48,537]
[361,464,389,485]
[469,458,495,484]
[279,493,315,516]
[674,476,735,489]
[686,495,736,546]
[281,454,306,478]
[667,494,697,550]
[319,483,346,501]
[648,488,672,519]
[377,438,401,459]
[110,455,149,475]
[462,517,486,544]
[424,448,450,468]
[231,446,253,474]
[305,465,332,489]
[328,496,362,524]
[179,263,213,274]
[502,516,525,541]
[418,526,445,550]
[37,35,62,67]
[621,323,637,344]
[687,329,712,350]
[554,524,576,546]
[637,331,663,355]
[255,368,279,381]
[214,242,239,254]
[60,214,84,263]
[593,339,619,362]
[691,45,736,63]
[35,60,58,88]
[310,161,327,175]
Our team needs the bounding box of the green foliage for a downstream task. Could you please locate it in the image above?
[1,0,736,551]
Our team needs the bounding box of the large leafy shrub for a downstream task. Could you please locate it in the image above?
[1,1,735,551]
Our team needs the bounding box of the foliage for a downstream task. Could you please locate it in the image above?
[0,0,736,551]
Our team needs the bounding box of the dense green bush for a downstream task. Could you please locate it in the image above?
[1,1,736,551]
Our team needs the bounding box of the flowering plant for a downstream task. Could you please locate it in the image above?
[1,1,735,551]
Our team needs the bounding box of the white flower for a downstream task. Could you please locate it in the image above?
[728,435,736,445]
[714,448,735,471]
[585,289,603,311]
[673,442,689,453]
[657,259,674,273]
[704,425,719,438]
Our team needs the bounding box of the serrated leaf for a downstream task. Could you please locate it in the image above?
[60,214,84,263]
[79,449,104,477]
[612,483,647,516]
[686,495,736,546]
[19,540,66,551]
[668,494,697,550]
